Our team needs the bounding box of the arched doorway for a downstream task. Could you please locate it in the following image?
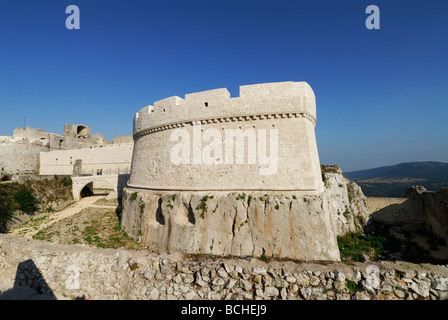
[79,182,94,198]
[76,179,118,201]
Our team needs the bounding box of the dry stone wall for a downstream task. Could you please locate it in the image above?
[0,234,447,300]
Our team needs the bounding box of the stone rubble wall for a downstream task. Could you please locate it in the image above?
[0,234,447,300]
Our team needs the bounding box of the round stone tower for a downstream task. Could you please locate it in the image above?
[121,82,340,261]
[128,81,324,194]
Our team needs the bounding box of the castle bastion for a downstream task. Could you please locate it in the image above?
[122,82,343,261]
[128,81,324,192]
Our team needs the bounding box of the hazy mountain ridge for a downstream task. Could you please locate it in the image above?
[345,162,448,197]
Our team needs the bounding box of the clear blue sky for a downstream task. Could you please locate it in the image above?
[0,0,447,171]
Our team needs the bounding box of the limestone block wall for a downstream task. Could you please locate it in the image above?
[128,81,323,193]
[39,144,133,176]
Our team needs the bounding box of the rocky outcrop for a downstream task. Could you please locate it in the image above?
[320,165,369,236]
[407,186,448,244]
[121,165,369,261]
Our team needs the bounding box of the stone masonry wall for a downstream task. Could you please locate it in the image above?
[0,234,447,300]
[0,140,49,175]
[39,144,133,176]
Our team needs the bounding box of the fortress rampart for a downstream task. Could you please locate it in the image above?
[0,125,133,177]
[128,81,324,192]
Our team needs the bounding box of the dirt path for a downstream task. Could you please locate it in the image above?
[10,195,109,239]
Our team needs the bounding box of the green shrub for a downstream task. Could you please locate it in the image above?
[346,279,359,293]
[236,193,246,201]
[260,253,269,261]
[14,187,37,212]
[247,195,253,206]
[61,176,72,186]
[337,232,386,262]
[197,196,209,217]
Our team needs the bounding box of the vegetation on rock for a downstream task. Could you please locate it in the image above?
[337,232,387,262]
[0,176,73,232]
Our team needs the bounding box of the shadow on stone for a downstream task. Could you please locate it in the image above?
[366,188,448,264]
[0,259,57,300]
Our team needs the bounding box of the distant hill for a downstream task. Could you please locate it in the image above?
[344,161,448,197]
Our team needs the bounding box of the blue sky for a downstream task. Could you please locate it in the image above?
[0,0,447,171]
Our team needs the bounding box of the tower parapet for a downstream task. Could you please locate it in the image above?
[133,82,316,139]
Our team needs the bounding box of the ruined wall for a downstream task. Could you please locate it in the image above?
[61,124,107,149]
[366,197,424,225]
[129,81,323,193]
[13,127,64,149]
[366,187,448,245]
